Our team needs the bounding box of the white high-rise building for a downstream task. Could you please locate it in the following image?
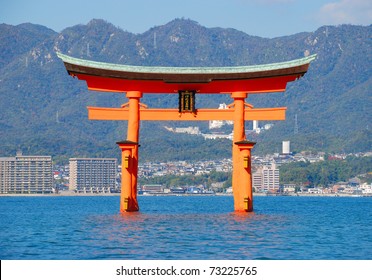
[0,153,53,194]
[252,171,263,191]
[69,158,117,193]
[253,164,280,192]
[282,141,290,154]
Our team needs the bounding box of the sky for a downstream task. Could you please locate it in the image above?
[1,0,371,38]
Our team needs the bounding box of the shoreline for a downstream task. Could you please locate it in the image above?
[0,192,370,198]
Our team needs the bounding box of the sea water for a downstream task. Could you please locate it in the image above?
[0,195,371,259]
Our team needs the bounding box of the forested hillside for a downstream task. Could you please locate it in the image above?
[0,19,371,163]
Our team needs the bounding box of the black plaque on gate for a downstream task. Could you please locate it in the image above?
[178,90,196,113]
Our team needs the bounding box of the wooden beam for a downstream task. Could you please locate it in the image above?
[87,106,286,121]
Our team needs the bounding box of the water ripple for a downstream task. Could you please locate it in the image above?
[0,196,371,259]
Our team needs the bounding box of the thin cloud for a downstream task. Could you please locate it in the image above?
[317,0,372,25]
[261,0,295,3]
[235,0,295,4]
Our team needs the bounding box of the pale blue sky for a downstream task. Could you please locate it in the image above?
[1,0,371,38]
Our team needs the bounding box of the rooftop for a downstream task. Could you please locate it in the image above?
[57,53,316,93]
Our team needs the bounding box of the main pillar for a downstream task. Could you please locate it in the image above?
[117,91,142,212]
[117,141,139,212]
[235,140,256,212]
[231,92,253,212]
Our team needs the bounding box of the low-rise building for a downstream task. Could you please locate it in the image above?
[140,184,164,194]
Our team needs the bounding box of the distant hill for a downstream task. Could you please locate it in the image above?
[0,19,371,163]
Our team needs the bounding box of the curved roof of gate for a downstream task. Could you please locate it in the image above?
[57,52,316,93]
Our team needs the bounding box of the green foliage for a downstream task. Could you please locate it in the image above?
[138,170,230,188]
[139,127,231,162]
[279,156,372,187]
[0,20,371,164]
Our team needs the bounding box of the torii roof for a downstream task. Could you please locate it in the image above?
[57,52,316,93]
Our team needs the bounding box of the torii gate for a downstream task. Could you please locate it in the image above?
[57,53,316,213]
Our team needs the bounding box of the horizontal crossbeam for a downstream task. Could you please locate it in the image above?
[87,107,286,121]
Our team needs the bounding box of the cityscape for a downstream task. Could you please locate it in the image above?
[2,111,370,197]
[2,148,371,196]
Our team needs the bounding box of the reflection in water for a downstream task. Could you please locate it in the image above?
[80,205,290,259]
[1,195,372,259]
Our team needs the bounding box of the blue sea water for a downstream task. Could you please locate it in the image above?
[0,195,371,260]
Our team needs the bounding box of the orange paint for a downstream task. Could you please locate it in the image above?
[231,92,248,211]
[235,141,256,212]
[115,91,143,212]
[87,107,287,121]
[104,95,280,213]
[76,73,296,93]
[117,141,139,212]
[58,53,315,213]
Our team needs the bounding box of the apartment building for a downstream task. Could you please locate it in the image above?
[253,164,280,192]
[0,153,53,194]
[69,158,117,193]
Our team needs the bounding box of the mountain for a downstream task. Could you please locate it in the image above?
[0,19,371,163]
[0,23,56,69]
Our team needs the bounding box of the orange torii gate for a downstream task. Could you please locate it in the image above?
[57,53,316,213]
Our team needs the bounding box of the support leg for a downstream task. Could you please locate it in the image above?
[231,92,254,212]
[235,142,255,212]
[119,91,142,212]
